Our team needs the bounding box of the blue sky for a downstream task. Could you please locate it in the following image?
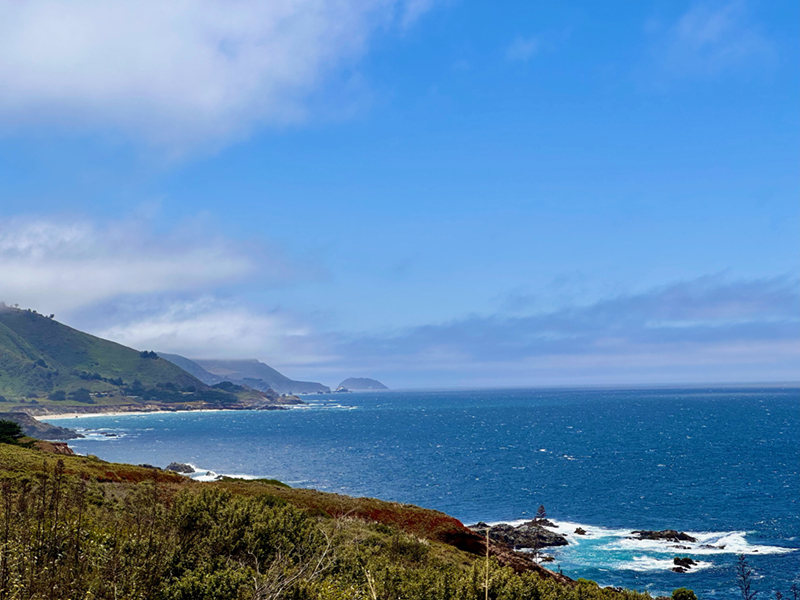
[0,0,797,388]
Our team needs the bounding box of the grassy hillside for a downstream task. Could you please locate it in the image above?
[0,440,659,600]
[0,306,201,398]
[0,306,292,412]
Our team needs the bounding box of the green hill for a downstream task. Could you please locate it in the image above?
[0,305,201,400]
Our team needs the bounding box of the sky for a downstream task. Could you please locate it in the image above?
[0,0,797,389]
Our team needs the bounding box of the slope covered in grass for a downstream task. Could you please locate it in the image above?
[0,306,201,398]
[0,442,658,600]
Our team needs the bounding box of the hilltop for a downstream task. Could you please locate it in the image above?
[0,306,299,413]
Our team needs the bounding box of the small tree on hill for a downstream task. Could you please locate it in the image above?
[0,420,25,445]
[736,555,757,600]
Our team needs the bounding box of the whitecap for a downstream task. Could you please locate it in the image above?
[617,555,712,572]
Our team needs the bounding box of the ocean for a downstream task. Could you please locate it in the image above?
[43,387,799,597]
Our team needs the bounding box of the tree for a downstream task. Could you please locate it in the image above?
[0,420,24,445]
[672,588,698,600]
[736,555,758,600]
[48,390,67,401]
[69,388,94,404]
[535,505,547,523]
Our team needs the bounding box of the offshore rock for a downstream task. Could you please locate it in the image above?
[469,521,568,550]
[165,462,195,474]
[630,530,697,543]
[672,557,696,573]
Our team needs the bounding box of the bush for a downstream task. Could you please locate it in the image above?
[69,388,95,403]
[48,390,67,401]
[672,588,698,600]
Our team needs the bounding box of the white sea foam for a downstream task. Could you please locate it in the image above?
[75,429,127,442]
[184,463,269,483]
[484,518,796,558]
[617,555,713,572]
[608,530,795,556]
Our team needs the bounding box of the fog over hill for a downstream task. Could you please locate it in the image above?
[161,355,330,395]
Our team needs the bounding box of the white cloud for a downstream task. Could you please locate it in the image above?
[0,0,434,149]
[657,1,772,76]
[506,36,540,62]
[95,297,338,369]
[0,216,268,313]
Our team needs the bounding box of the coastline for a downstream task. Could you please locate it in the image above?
[41,408,235,421]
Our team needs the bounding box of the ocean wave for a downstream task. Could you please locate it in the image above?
[607,530,795,556]
[486,518,796,557]
[184,463,266,482]
[617,555,713,572]
[74,430,127,442]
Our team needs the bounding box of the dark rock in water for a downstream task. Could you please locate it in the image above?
[672,566,688,573]
[673,557,696,569]
[540,555,555,562]
[630,530,697,543]
[165,462,195,474]
[700,543,725,550]
[468,521,568,550]
[574,527,587,535]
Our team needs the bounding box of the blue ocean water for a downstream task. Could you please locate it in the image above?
[44,387,799,597]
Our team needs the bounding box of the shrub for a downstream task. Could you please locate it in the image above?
[672,588,698,600]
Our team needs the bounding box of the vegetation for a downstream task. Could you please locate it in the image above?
[0,306,285,411]
[0,420,24,445]
[0,442,661,600]
[0,306,201,399]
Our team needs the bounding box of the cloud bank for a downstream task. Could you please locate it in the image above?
[0,0,432,149]
[1,217,795,387]
[90,274,800,388]
[0,216,293,314]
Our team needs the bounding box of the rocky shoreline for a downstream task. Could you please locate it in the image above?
[468,520,569,552]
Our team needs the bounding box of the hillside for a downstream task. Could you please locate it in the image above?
[0,440,660,600]
[339,376,389,390]
[0,306,295,412]
[191,357,330,394]
[159,353,222,385]
[0,306,201,396]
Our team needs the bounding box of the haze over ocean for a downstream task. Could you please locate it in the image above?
[46,386,800,597]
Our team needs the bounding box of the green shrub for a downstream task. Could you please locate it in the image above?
[672,588,698,600]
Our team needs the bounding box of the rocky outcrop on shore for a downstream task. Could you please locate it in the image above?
[33,440,75,455]
[468,520,569,550]
[0,411,83,440]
